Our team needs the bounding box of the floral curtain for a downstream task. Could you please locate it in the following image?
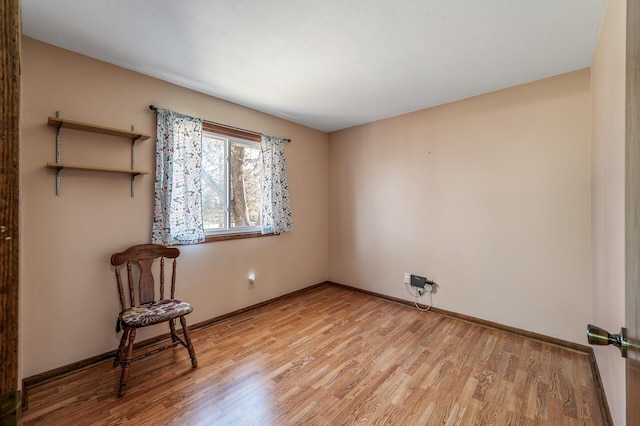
[261,135,293,234]
[152,109,205,245]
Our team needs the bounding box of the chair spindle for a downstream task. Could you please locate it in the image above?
[171,259,177,299]
[126,262,135,308]
[114,266,126,311]
[160,257,165,300]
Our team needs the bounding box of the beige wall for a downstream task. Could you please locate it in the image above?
[591,0,627,424]
[20,37,329,377]
[329,69,592,344]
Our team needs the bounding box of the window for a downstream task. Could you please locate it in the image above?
[152,108,291,246]
[201,124,263,236]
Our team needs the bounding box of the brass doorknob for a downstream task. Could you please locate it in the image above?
[587,324,627,358]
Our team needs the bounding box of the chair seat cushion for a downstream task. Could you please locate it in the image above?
[120,299,193,328]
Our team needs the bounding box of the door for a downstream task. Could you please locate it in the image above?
[627,1,640,424]
[0,0,21,424]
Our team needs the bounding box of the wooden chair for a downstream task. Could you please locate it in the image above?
[111,244,197,397]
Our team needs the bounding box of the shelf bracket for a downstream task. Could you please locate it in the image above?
[55,168,62,196]
[131,125,136,197]
[55,111,62,196]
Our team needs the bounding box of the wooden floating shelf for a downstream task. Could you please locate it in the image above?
[47,113,152,196]
[46,163,151,176]
[47,117,151,141]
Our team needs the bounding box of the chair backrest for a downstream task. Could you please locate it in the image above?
[111,244,180,310]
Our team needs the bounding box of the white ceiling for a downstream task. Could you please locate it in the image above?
[21,0,607,133]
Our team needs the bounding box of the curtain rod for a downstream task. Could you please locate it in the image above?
[148,105,292,143]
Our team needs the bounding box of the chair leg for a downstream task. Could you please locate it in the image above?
[179,316,198,368]
[114,329,129,367]
[118,328,136,397]
[169,318,178,343]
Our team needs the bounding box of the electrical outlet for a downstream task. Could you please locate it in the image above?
[404,272,411,285]
[248,273,255,289]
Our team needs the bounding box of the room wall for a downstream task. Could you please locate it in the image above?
[20,37,329,378]
[328,69,592,344]
[590,0,626,424]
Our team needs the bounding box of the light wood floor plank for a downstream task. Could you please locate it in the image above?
[20,285,605,425]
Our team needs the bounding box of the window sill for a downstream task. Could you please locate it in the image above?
[203,231,276,243]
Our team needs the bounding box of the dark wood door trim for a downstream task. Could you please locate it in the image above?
[0,0,21,424]
[627,1,640,424]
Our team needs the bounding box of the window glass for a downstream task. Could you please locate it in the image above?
[229,142,262,228]
[202,132,262,234]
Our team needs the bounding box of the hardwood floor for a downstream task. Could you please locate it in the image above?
[20,285,605,425]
